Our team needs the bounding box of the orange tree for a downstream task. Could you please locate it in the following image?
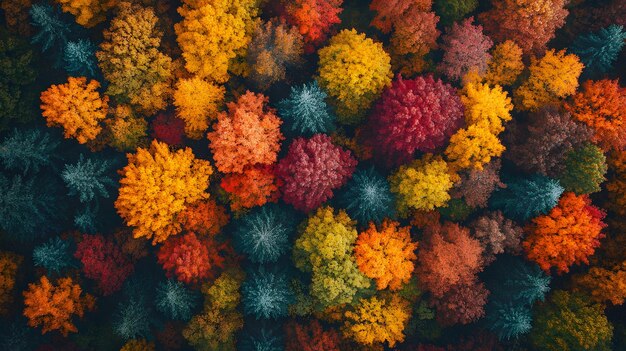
[354,220,417,291]
[565,79,626,152]
[23,276,95,336]
[175,0,260,83]
[0,251,21,315]
[40,76,109,144]
[523,192,606,274]
[115,140,213,244]
[207,91,283,174]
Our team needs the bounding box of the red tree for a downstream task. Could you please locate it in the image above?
[282,0,343,54]
[156,232,226,285]
[74,234,133,296]
[220,165,281,211]
[277,134,357,212]
[284,320,342,351]
[431,280,489,326]
[365,75,464,167]
[151,111,185,147]
[416,222,484,297]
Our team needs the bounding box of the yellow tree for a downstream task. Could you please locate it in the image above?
[514,49,583,111]
[445,122,506,171]
[484,40,524,86]
[318,29,392,124]
[354,220,418,291]
[40,77,109,144]
[54,0,118,27]
[115,140,213,244]
[96,1,172,115]
[461,82,513,134]
[389,154,454,215]
[342,295,411,348]
[175,0,260,83]
[173,77,225,139]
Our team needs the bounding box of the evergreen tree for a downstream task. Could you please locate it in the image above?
[571,25,626,78]
[338,168,396,225]
[32,237,74,274]
[240,326,284,351]
[277,81,336,136]
[73,205,99,234]
[0,174,57,241]
[435,0,479,27]
[0,28,38,130]
[29,4,70,52]
[241,267,294,320]
[113,295,152,341]
[0,129,59,174]
[487,256,552,305]
[155,280,199,321]
[63,39,98,77]
[62,154,116,203]
[232,204,296,264]
[485,302,533,340]
[490,175,564,221]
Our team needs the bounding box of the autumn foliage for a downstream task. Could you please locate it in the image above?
[220,165,281,211]
[366,75,464,167]
[354,220,417,291]
[115,140,213,244]
[23,276,95,336]
[178,199,229,237]
[208,91,283,174]
[157,232,226,285]
[524,192,606,274]
[173,77,225,139]
[277,134,357,212]
[565,79,626,152]
[282,0,343,54]
[40,77,108,144]
[74,234,133,296]
[318,29,392,123]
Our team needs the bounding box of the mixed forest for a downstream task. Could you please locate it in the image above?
[0,0,626,350]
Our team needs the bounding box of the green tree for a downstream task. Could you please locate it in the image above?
[530,291,613,351]
[559,143,607,195]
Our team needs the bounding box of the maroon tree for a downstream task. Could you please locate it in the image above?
[431,280,489,326]
[74,234,133,296]
[365,75,464,167]
[451,160,504,208]
[469,211,524,264]
[277,134,357,212]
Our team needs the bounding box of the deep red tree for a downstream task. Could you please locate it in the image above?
[74,234,133,296]
[365,75,464,167]
[151,111,185,147]
[156,232,226,285]
[276,134,357,212]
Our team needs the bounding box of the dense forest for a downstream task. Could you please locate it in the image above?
[0,0,625,350]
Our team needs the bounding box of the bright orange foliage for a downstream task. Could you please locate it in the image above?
[565,79,626,152]
[40,77,109,144]
[0,251,21,315]
[115,140,213,244]
[178,199,229,237]
[207,91,283,174]
[23,276,95,336]
[523,192,606,274]
[220,165,281,211]
[283,0,343,54]
[514,49,583,112]
[55,0,118,27]
[574,261,626,305]
[173,77,225,139]
[354,220,418,291]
